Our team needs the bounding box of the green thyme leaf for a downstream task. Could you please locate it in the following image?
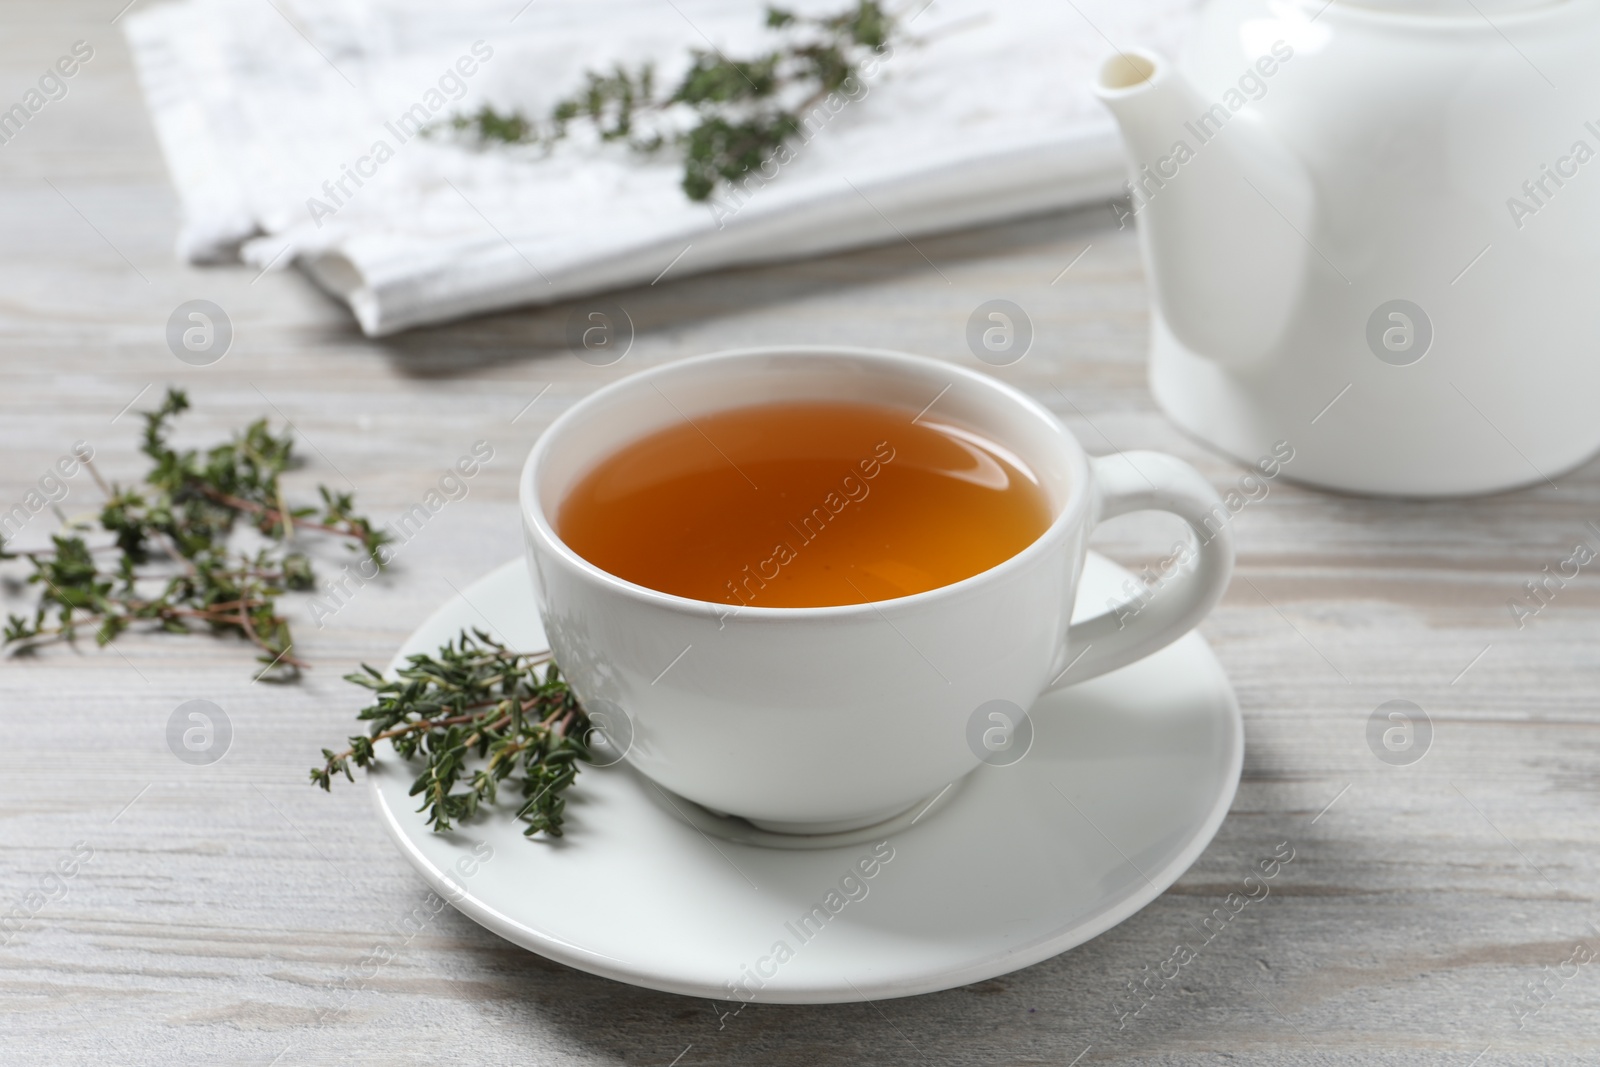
[311,629,591,838]
[1,387,389,679]
[442,0,896,202]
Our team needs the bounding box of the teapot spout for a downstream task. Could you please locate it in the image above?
[1095,49,1312,369]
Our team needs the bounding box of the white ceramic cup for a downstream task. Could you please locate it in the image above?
[521,346,1235,833]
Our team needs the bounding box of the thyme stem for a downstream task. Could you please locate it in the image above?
[1,387,388,678]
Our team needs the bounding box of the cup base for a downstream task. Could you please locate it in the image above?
[745,805,920,835]
[642,773,970,851]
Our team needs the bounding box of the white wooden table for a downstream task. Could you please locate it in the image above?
[3,3,1597,1064]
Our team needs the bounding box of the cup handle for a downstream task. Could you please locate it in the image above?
[1042,451,1235,691]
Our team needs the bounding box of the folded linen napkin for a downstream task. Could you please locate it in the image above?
[124,0,1195,336]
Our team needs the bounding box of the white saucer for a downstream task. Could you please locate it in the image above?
[368,552,1243,1004]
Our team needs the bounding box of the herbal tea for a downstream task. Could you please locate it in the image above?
[556,400,1053,607]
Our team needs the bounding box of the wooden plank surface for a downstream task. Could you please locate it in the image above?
[2,3,1598,1064]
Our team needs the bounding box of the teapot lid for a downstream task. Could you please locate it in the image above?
[1319,0,1566,12]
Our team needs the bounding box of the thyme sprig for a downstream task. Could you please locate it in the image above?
[1,388,388,679]
[444,1,895,201]
[312,629,591,838]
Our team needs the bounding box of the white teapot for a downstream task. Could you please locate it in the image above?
[1095,0,1600,496]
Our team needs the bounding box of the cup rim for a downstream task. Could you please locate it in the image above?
[520,345,1092,618]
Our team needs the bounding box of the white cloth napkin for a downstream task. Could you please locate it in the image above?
[124,0,1194,336]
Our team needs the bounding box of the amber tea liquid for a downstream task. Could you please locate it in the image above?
[556,400,1053,608]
